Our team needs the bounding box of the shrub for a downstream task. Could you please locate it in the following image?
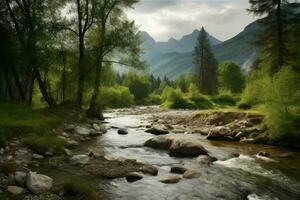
[98,86,134,108]
[161,88,195,109]
[63,178,96,200]
[211,91,239,106]
[25,134,67,155]
[262,67,300,140]
[146,93,161,105]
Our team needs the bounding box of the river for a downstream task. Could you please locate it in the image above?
[42,107,300,200]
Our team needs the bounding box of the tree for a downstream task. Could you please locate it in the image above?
[4,0,60,107]
[218,61,245,93]
[87,0,144,117]
[247,0,296,75]
[194,27,218,95]
[123,72,151,104]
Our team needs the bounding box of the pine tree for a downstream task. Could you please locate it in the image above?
[194,27,218,95]
[247,0,294,75]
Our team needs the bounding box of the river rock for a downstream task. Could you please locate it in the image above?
[206,126,233,140]
[141,165,158,176]
[145,124,169,135]
[169,140,208,157]
[118,129,128,135]
[235,131,250,140]
[15,171,27,185]
[64,124,75,132]
[257,151,270,157]
[64,149,73,156]
[71,155,90,164]
[160,176,181,184]
[196,155,217,165]
[191,127,211,136]
[89,129,102,137]
[7,186,25,195]
[92,123,101,131]
[240,137,256,144]
[126,172,143,182]
[26,171,53,194]
[66,139,79,147]
[32,154,44,160]
[75,126,90,136]
[144,136,173,149]
[170,165,187,174]
[183,170,201,179]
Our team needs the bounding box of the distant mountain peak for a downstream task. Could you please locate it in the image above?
[168,37,178,43]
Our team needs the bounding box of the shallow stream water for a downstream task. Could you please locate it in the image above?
[91,108,300,200]
[44,108,300,200]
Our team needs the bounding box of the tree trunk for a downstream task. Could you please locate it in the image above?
[34,69,56,108]
[276,0,284,72]
[11,63,26,101]
[61,51,67,103]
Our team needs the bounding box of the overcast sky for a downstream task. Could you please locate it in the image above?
[126,0,257,42]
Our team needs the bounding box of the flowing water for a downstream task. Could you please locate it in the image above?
[43,107,300,200]
[93,108,300,200]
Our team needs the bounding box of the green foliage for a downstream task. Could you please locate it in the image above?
[262,67,300,140]
[62,177,96,200]
[161,88,195,109]
[0,162,17,175]
[124,72,151,104]
[188,84,213,109]
[161,85,213,109]
[194,27,218,95]
[211,91,239,106]
[25,134,67,155]
[174,75,195,93]
[146,93,162,105]
[0,103,60,146]
[218,61,245,93]
[98,86,134,108]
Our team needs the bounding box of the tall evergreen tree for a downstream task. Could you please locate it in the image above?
[194,27,218,95]
[247,0,295,75]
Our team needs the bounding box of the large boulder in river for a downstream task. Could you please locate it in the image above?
[145,124,169,135]
[206,126,233,140]
[26,172,53,194]
[144,136,173,149]
[169,140,208,157]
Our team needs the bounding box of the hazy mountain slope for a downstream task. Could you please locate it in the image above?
[155,29,222,53]
[144,21,262,79]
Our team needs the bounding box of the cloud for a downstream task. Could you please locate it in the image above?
[126,0,256,41]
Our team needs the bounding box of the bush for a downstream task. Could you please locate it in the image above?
[211,91,239,106]
[98,86,134,108]
[146,93,161,105]
[262,67,300,140]
[25,134,67,155]
[161,88,195,109]
[63,178,96,200]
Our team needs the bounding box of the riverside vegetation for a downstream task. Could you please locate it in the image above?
[0,0,299,200]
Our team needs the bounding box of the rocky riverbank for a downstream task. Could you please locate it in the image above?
[0,106,298,200]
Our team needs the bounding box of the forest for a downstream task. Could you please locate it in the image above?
[0,0,299,200]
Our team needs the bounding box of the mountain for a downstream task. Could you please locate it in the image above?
[140,22,262,79]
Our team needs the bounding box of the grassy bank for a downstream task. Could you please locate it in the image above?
[0,103,68,147]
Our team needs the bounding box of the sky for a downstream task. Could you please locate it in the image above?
[126,0,257,42]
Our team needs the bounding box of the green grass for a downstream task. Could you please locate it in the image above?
[0,103,61,146]
[24,134,67,155]
[62,177,97,200]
